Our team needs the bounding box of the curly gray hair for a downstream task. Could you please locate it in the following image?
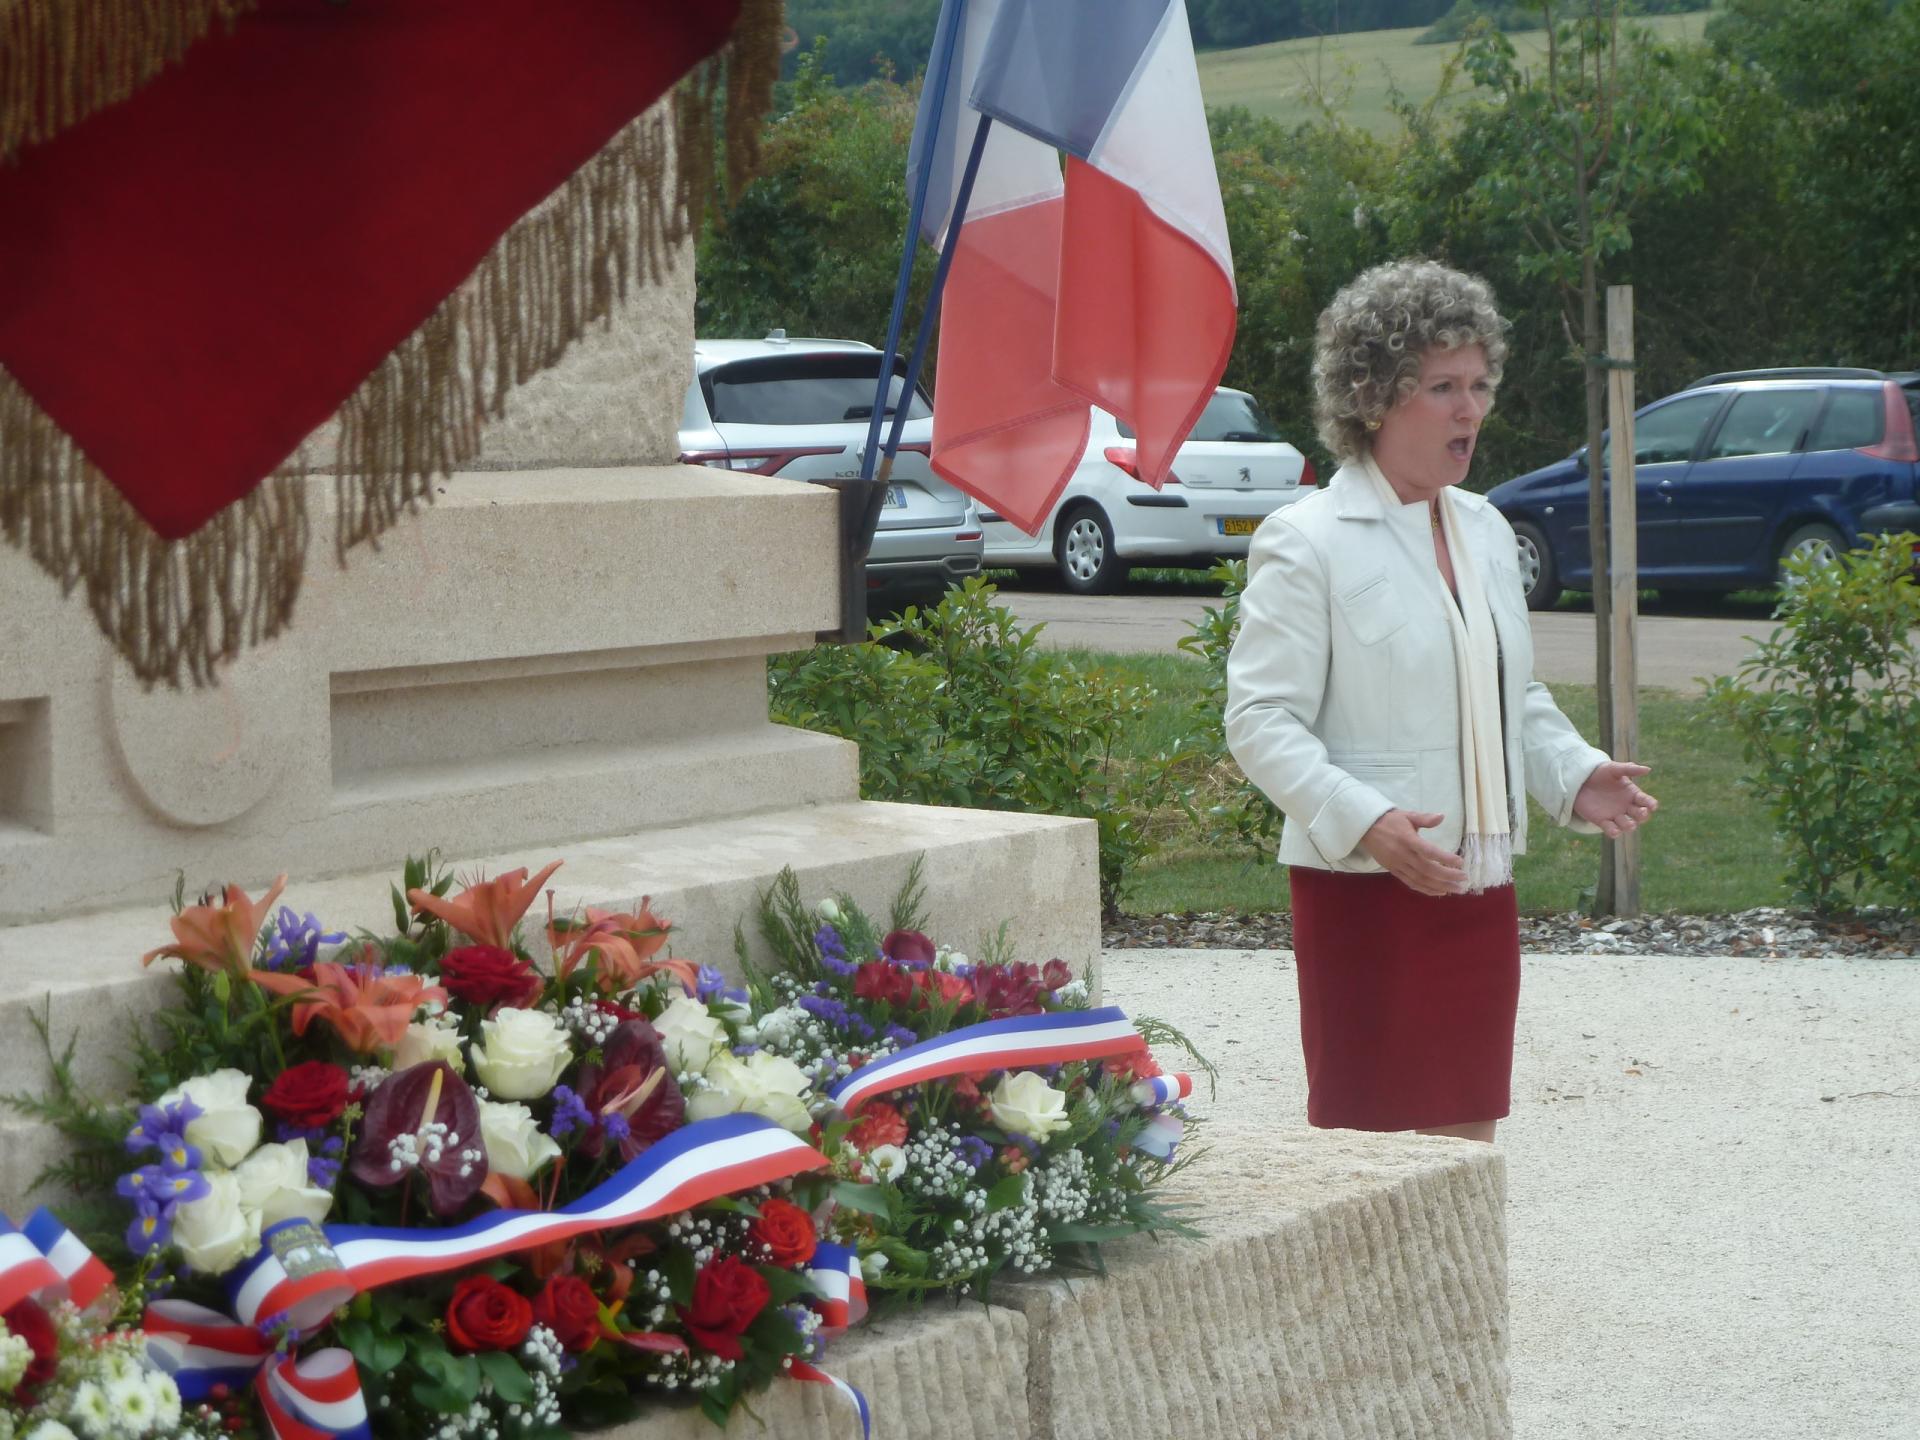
[1310,259,1510,464]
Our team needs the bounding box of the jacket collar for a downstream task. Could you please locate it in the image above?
[1330,458,1490,522]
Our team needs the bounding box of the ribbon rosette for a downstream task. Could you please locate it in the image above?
[0,1208,115,1313]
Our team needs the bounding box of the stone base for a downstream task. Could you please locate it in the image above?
[581,1129,1508,1440]
[0,799,1097,1217]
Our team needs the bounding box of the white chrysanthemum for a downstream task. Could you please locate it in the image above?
[23,1422,82,1440]
[107,1371,158,1432]
[99,1348,141,1384]
[68,1380,115,1439]
[145,1370,183,1430]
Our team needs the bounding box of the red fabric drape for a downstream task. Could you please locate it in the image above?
[0,0,740,540]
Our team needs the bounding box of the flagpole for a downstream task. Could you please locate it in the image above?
[860,0,969,485]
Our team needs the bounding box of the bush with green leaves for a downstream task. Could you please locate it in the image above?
[1176,560,1285,855]
[1703,533,1920,914]
[767,579,1179,912]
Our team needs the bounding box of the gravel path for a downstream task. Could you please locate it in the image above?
[1103,945,1920,1440]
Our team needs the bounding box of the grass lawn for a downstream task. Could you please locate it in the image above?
[1063,646,1788,918]
[1195,11,1714,136]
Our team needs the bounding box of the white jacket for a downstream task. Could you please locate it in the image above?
[1225,461,1608,874]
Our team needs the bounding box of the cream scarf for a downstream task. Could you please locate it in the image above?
[1364,459,1513,891]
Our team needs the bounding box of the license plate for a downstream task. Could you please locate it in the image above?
[884,485,908,508]
[1220,516,1258,536]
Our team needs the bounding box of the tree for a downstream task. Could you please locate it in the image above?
[1458,1,1714,912]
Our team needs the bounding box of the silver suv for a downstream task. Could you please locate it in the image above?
[679,333,983,606]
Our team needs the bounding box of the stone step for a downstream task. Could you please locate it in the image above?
[0,798,1097,1212]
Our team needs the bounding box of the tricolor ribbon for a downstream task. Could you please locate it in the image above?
[791,1358,873,1440]
[804,1241,868,1337]
[144,1299,369,1440]
[0,1207,114,1313]
[828,1006,1148,1115]
[228,1113,826,1330]
[1129,1073,1193,1108]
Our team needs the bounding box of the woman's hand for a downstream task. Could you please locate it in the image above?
[1359,810,1469,897]
[1573,761,1658,839]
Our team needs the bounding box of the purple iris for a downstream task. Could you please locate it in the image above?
[259,907,346,972]
[125,1197,169,1256]
[696,965,749,1006]
[116,1154,210,1257]
[548,1085,594,1140]
[126,1095,203,1156]
[815,925,857,977]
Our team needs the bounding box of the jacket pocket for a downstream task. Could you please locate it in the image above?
[1334,753,1417,808]
[1337,571,1408,646]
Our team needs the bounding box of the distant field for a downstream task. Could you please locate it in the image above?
[1196,12,1714,135]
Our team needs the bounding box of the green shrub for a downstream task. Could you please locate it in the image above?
[1703,533,1920,914]
[767,579,1182,913]
[1176,560,1285,855]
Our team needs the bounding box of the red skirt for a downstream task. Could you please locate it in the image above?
[1289,867,1520,1131]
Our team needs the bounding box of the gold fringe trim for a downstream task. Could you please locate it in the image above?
[0,0,257,163]
[0,1,785,688]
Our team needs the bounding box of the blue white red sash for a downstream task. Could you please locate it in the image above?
[0,1207,114,1312]
[145,1299,369,1440]
[829,1007,1146,1114]
[1130,1073,1193,1107]
[805,1241,868,1336]
[791,1359,873,1440]
[227,1113,826,1329]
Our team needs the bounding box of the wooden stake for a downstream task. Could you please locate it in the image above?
[1605,284,1641,917]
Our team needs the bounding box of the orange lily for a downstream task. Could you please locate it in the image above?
[253,945,450,1054]
[549,901,697,994]
[142,874,288,978]
[408,860,562,949]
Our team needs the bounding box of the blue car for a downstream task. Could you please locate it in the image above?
[1487,368,1920,608]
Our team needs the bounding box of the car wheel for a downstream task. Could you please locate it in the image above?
[1775,522,1847,587]
[1056,504,1127,594]
[1512,520,1561,611]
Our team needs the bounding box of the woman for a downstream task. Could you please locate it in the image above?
[1225,259,1656,1143]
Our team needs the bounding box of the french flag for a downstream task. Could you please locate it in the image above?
[909,0,1236,534]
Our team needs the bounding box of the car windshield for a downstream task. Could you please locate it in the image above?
[1113,391,1281,443]
[704,354,932,426]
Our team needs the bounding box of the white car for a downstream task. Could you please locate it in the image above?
[678,333,983,606]
[980,387,1314,593]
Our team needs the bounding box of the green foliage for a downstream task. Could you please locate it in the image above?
[1703,535,1920,914]
[767,579,1182,911]
[1173,561,1287,858]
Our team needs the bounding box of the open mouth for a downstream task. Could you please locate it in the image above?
[1448,437,1474,461]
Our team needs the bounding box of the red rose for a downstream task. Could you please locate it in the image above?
[853,961,912,1008]
[260,1061,352,1130]
[748,1198,818,1268]
[4,1298,57,1403]
[679,1255,770,1361]
[440,945,542,1011]
[531,1274,603,1353]
[880,929,937,966]
[844,1100,908,1153]
[445,1275,533,1353]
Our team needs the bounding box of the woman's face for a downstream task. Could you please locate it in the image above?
[1371,343,1493,503]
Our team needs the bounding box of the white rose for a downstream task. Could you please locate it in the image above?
[866,1144,907,1182]
[989,1070,1071,1140]
[232,1140,334,1230]
[478,1099,562,1181]
[157,1069,262,1167]
[470,1008,573,1100]
[859,1250,889,1282]
[685,1052,813,1134]
[171,1170,260,1275]
[654,995,728,1075]
[814,898,842,924]
[394,1016,466,1073]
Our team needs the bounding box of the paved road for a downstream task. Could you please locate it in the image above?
[995,588,1772,693]
[1105,945,1920,1440]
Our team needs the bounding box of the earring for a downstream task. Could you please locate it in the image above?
[1365,418,1381,432]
